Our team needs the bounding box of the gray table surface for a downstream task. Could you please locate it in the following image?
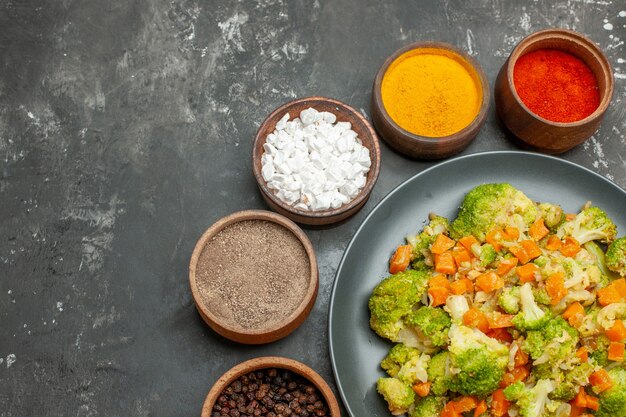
[1,1,625,416]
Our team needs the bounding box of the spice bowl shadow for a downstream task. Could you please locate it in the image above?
[495,28,614,154]
[371,41,490,159]
[252,96,381,227]
[189,210,318,344]
[201,357,341,417]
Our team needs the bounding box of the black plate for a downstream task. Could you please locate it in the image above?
[328,151,626,417]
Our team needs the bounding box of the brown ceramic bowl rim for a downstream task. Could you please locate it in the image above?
[505,28,614,127]
[189,210,318,342]
[372,41,491,145]
[251,96,381,220]
[201,356,341,417]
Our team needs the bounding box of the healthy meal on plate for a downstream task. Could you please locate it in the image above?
[368,183,626,417]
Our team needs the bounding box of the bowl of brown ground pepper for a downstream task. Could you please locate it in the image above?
[201,357,341,417]
[189,210,318,344]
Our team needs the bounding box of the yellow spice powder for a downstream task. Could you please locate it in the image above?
[381,48,482,137]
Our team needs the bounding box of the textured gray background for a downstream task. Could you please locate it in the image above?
[0,1,625,416]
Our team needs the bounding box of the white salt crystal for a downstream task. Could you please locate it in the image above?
[262,163,275,181]
[300,108,320,125]
[321,111,337,124]
[276,113,290,130]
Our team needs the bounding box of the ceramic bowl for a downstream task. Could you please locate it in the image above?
[201,357,341,417]
[371,41,490,159]
[252,96,381,227]
[189,210,318,344]
[495,28,614,154]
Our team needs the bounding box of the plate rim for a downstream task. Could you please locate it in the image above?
[327,150,626,417]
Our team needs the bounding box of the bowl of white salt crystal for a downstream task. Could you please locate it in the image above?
[252,96,381,226]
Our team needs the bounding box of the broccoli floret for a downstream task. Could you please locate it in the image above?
[606,237,626,277]
[381,344,421,377]
[533,287,552,306]
[480,244,497,266]
[557,206,617,245]
[512,283,551,330]
[424,215,450,236]
[538,202,565,230]
[376,377,415,416]
[409,396,443,417]
[588,334,611,366]
[427,351,452,396]
[447,324,508,397]
[397,354,430,385]
[596,368,626,417]
[369,270,430,341]
[504,379,556,417]
[536,361,595,401]
[405,307,451,347]
[450,183,538,241]
[522,317,578,364]
[498,286,521,314]
[585,241,621,281]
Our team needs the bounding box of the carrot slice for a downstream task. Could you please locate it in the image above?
[586,395,599,411]
[389,245,412,274]
[475,271,504,293]
[412,381,431,397]
[451,246,472,268]
[452,396,479,413]
[428,286,450,307]
[486,228,505,252]
[488,312,515,329]
[529,218,549,241]
[514,348,529,366]
[598,285,622,306]
[463,308,489,333]
[474,400,487,417]
[458,235,479,253]
[545,235,562,251]
[441,403,461,417]
[497,258,518,276]
[491,389,510,417]
[608,342,625,362]
[573,387,588,408]
[516,263,538,283]
[450,278,473,295]
[560,236,582,257]
[504,226,520,241]
[509,245,531,264]
[520,240,542,260]
[562,302,585,327]
[566,213,576,221]
[486,328,513,343]
[590,369,613,393]
[614,278,626,297]
[576,346,589,362]
[429,275,451,289]
[500,365,530,388]
[606,319,626,341]
[431,234,456,255]
[435,251,457,275]
[546,272,567,305]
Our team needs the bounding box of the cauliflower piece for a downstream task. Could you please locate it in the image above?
[397,354,431,385]
[556,206,617,245]
[512,283,550,331]
[444,295,470,322]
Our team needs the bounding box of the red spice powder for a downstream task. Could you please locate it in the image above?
[513,49,600,123]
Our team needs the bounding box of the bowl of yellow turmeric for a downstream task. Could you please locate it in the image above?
[371,42,490,159]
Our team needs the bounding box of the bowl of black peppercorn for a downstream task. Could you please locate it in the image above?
[202,357,341,417]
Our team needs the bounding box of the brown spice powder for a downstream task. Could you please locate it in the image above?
[196,220,310,330]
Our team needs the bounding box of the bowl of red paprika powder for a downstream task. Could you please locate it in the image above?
[495,28,614,154]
